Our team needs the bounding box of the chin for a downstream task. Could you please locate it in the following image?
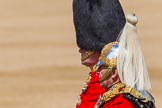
[81,63,88,67]
[100,83,105,88]
[81,61,92,67]
[100,82,110,89]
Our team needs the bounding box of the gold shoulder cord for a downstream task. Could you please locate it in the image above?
[101,83,148,103]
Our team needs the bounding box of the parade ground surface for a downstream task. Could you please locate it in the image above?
[0,0,161,108]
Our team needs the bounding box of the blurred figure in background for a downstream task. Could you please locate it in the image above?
[94,13,156,108]
[73,0,125,107]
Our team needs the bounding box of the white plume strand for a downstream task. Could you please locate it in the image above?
[117,13,151,91]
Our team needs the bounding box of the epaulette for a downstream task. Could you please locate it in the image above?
[122,86,148,103]
[100,83,148,104]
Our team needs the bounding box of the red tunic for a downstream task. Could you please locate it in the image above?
[76,72,106,108]
[103,94,135,108]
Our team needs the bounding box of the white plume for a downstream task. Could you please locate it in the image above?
[117,13,151,91]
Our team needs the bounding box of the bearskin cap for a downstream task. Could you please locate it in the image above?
[73,0,126,52]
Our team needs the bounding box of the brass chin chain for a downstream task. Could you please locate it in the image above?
[81,51,94,61]
[98,42,118,83]
[99,58,117,83]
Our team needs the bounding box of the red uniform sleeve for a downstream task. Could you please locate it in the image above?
[76,72,106,108]
[103,94,135,108]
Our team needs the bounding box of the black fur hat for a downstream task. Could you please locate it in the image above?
[73,0,126,52]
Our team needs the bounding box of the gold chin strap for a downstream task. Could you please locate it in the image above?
[98,42,118,82]
[99,66,116,82]
[99,58,117,82]
[81,51,94,62]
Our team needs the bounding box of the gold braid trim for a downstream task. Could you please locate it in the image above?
[76,74,91,106]
[101,83,148,103]
[76,70,95,106]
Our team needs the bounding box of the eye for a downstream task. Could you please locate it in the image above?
[96,65,108,72]
[96,66,102,72]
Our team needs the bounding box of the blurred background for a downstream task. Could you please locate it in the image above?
[0,0,161,108]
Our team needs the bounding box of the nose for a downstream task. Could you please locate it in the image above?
[79,49,83,53]
[79,49,81,53]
